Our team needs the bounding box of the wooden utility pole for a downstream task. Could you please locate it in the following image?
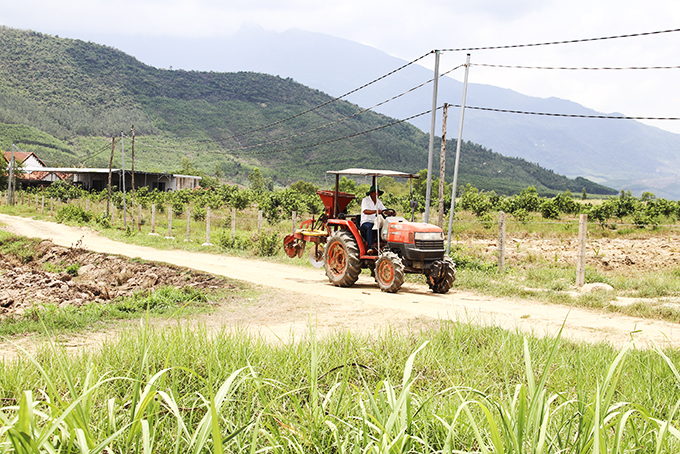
[437,103,449,228]
[107,136,114,217]
[131,125,135,199]
[6,144,15,206]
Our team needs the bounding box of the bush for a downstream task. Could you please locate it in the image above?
[539,199,560,220]
[514,186,540,212]
[192,206,206,221]
[554,191,579,214]
[255,232,280,257]
[94,212,112,229]
[215,231,251,251]
[55,205,92,225]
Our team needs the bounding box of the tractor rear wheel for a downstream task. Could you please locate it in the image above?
[428,257,456,294]
[375,252,405,293]
[324,230,361,287]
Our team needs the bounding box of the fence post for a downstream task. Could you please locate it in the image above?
[185,206,191,242]
[166,206,174,239]
[149,204,158,235]
[576,214,588,288]
[41,195,44,215]
[498,211,506,273]
[110,203,115,225]
[203,207,213,246]
[50,198,54,217]
[258,210,263,232]
[292,211,297,234]
[231,208,236,237]
[86,198,90,211]
[138,204,142,232]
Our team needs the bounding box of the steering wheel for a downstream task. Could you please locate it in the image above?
[381,208,396,218]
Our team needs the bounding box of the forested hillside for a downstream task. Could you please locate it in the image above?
[0,26,615,195]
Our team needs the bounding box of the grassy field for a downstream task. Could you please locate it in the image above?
[1,321,680,452]
[3,198,680,451]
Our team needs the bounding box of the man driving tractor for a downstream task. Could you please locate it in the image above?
[359,185,393,253]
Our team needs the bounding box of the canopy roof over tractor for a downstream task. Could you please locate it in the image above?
[326,169,420,179]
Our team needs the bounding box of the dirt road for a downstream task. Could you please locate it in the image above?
[1,213,679,349]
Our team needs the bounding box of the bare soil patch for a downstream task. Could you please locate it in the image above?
[462,233,680,273]
[0,239,235,318]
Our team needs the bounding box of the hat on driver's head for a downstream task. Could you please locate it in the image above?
[366,185,384,196]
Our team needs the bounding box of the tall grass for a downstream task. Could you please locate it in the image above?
[1,322,680,452]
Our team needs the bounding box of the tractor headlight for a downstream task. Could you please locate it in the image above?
[414,231,444,241]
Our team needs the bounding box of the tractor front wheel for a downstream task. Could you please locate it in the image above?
[375,252,405,293]
[427,257,456,294]
[324,230,362,287]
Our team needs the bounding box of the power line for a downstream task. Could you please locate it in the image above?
[473,63,680,70]
[441,28,680,52]
[134,64,464,155]
[215,109,436,156]
[450,104,680,120]
[79,141,117,165]
[193,51,434,146]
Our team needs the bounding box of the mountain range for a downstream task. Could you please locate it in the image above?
[0,25,616,197]
[90,26,680,198]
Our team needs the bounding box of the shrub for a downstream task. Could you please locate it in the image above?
[94,212,112,229]
[539,199,560,220]
[554,191,579,214]
[55,205,92,225]
[171,200,185,216]
[513,208,531,223]
[192,206,206,221]
[216,231,251,251]
[255,232,280,257]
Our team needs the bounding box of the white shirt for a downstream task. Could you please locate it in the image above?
[360,196,386,225]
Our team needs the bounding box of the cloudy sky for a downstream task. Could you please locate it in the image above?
[1,0,679,133]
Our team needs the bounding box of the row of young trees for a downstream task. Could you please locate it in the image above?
[459,184,680,227]
[11,167,680,229]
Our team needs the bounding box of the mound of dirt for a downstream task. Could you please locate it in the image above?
[0,240,236,317]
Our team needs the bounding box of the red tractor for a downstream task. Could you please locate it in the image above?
[284,169,455,293]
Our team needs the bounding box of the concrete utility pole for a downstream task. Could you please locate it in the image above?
[107,136,114,217]
[437,103,449,228]
[121,132,127,229]
[131,125,135,199]
[423,50,441,224]
[446,54,471,254]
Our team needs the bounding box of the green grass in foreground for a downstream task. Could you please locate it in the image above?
[0,286,219,338]
[0,323,680,452]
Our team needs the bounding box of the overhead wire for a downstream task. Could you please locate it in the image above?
[441,27,680,52]
[473,63,680,70]
[100,29,680,163]
[134,64,465,155]
[449,104,680,121]
[228,109,436,156]
[79,140,116,165]
[193,51,434,146]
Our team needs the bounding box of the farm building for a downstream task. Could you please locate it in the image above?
[3,151,200,191]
